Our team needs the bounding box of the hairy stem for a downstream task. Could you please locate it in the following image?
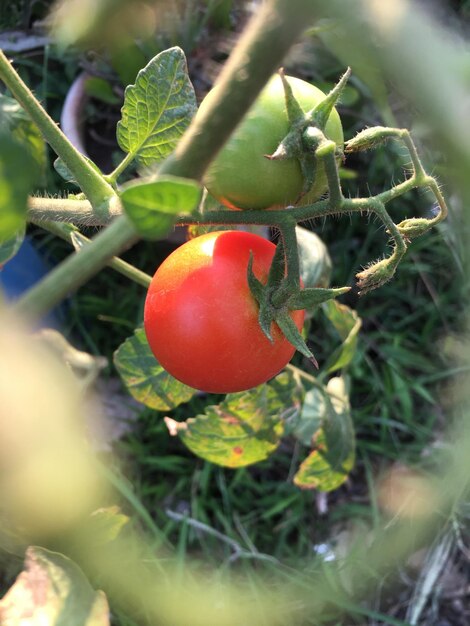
[28,196,120,226]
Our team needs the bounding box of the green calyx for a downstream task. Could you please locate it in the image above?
[247,245,350,365]
[265,67,350,201]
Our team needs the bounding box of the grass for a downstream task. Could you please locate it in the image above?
[1,3,469,624]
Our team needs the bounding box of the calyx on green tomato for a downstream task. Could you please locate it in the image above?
[144,231,305,393]
[199,74,344,210]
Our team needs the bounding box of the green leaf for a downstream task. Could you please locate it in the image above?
[322,299,362,374]
[0,546,110,625]
[117,47,197,167]
[0,134,35,243]
[0,225,25,266]
[296,226,332,291]
[0,94,46,181]
[290,384,326,445]
[84,76,121,105]
[71,506,130,550]
[294,376,355,491]
[114,327,196,411]
[120,176,201,239]
[166,371,302,468]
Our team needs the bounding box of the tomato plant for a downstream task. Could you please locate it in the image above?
[199,74,344,210]
[144,230,305,393]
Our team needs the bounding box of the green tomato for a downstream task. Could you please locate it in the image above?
[200,74,344,210]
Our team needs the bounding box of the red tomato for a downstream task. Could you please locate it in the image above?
[144,231,305,393]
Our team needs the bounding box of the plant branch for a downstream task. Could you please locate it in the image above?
[31,219,152,288]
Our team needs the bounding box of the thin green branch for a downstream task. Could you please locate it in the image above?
[107,152,135,184]
[279,220,300,284]
[16,216,140,320]
[32,219,151,288]
[316,139,344,207]
[13,0,317,321]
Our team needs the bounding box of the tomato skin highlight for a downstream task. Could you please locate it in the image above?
[144,231,305,393]
[198,75,344,210]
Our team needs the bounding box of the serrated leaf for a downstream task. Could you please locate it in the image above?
[167,372,303,468]
[120,176,201,239]
[322,299,362,374]
[296,226,332,291]
[114,327,196,411]
[0,225,25,266]
[54,155,102,185]
[294,376,355,491]
[0,134,35,243]
[0,94,46,181]
[0,546,110,625]
[117,47,197,167]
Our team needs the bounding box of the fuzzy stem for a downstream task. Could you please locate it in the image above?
[316,140,344,207]
[0,50,116,216]
[28,196,120,226]
[279,220,300,285]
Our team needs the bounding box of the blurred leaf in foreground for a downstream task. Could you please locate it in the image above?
[0,546,110,625]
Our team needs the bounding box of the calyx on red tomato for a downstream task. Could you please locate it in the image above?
[198,74,344,210]
[144,231,305,393]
